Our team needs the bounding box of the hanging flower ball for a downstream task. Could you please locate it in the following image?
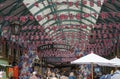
[76,53,83,59]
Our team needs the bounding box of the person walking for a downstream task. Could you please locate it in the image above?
[68,72,76,79]
[30,71,38,79]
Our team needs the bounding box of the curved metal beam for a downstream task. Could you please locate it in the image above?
[28,2,98,21]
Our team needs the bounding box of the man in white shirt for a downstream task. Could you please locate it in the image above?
[111,70,120,79]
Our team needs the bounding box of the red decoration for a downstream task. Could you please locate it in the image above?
[90,1,94,7]
[28,15,34,20]
[59,14,68,20]
[76,13,81,20]
[34,2,39,7]
[97,0,101,7]
[13,16,18,20]
[36,15,43,21]
[92,13,97,17]
[20,16,26,22]
[100,12,106,19]
[84,13,90,18]
[69,2,73,7]
[75,1,79,8]
[46,14,50,20]
[76,54,83,59]
[82,0,87,5]
[68,14,74,19]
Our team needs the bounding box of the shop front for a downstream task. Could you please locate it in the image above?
[0,58,9,79]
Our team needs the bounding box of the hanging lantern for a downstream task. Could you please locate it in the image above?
[10,21,21,35]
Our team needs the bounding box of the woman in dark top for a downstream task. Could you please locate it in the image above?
[68,72,76,79]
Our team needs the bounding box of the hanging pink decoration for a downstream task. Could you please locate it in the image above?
[53,14,57,20]
[30,36,34,40]
[28,15,34,20]
[69,2,73,7]
[97,0,101,7]
[110,12,115,17]
[54,26,57,31]
[82,25,87,29]
[4,16,10,21]
[90,0,94,7]
[37,26,41,29]
[59,14,68,20]
[34,2,39,7]
[20,16,26,22]
[76,13,81,20]
[75,1,79,8]
[103,34,107,38]
[68,13,74,20]
[36,15,43,21]
[103,23,107,29]
[35,35,39,40]
[13,16,18,20]
[46,14,50,20]
[33,26,37,30]
[65,26,69,29]
[82,0,87,5]
[108,23,113,28]
[84,13,90,18]
[28,26,31,30]
[93,13,97,17]
[109,34,113,38]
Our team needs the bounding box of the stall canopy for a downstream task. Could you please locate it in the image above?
[71,51,115,79]
[71,52,114,65]
[110,57,120,67]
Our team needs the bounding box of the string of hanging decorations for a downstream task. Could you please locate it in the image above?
[0,11,120,22]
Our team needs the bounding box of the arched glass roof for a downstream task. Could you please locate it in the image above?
[23,0,104,46]
[0,0,120,64]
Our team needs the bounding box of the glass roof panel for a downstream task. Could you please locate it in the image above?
[23,0,104,46]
